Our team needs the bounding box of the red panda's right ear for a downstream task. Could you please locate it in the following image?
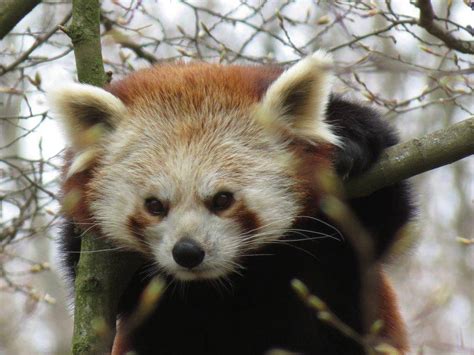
[48,83,127,151]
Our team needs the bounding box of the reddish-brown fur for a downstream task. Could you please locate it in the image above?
[226,201,262,236]
[378,271,408,352]
[290,141,336,217]
[126,213,155,248]
[107,62,283,110]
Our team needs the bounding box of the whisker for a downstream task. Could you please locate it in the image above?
[294,215,345,241]
[63,246,128,254]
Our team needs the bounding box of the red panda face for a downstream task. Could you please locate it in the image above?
[88,107,301,280]
[50,51,338,281]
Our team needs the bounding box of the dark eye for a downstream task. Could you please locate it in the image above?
[211,192,235,211]
[144,197,166,216]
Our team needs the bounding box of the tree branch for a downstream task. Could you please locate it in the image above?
[346,117,474,198]
[0,0,41,40]
[72,235,144,354]
[66,1,144,353]
[101,14,158,64]
[0,12,72,76]
[120,40,159,64]
[415,0,474,55]
[68,0,106,86]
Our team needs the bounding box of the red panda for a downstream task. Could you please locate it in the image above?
[50,51,413,354]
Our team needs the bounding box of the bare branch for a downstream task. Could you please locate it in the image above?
[415,0,474,55]
[330,19,416,52]
[101,14,158,64]
[0,12,72,76]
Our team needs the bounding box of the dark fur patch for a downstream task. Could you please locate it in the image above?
[326,95,398,178]
[126,214,153,246]
[227,202,261,235]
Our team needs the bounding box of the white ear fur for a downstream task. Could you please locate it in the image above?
[48,83,127,151]
[258,50,340,145]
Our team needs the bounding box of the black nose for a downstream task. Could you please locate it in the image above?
[172,238,205,269]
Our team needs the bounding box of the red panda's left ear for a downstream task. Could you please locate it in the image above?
[257,50,340,146]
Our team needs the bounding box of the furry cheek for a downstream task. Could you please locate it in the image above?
[125,211,162,254]
[89,177,149,253]
[216,200,263,255]
[237,183,300,249]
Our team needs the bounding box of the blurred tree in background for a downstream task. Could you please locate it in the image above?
[0,1,472,354]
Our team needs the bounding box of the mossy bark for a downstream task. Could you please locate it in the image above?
[67,1,143,353]
[0,0,41,40]
[346,117,474,198]
[69,0,107,87]
[72,235,144,354]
